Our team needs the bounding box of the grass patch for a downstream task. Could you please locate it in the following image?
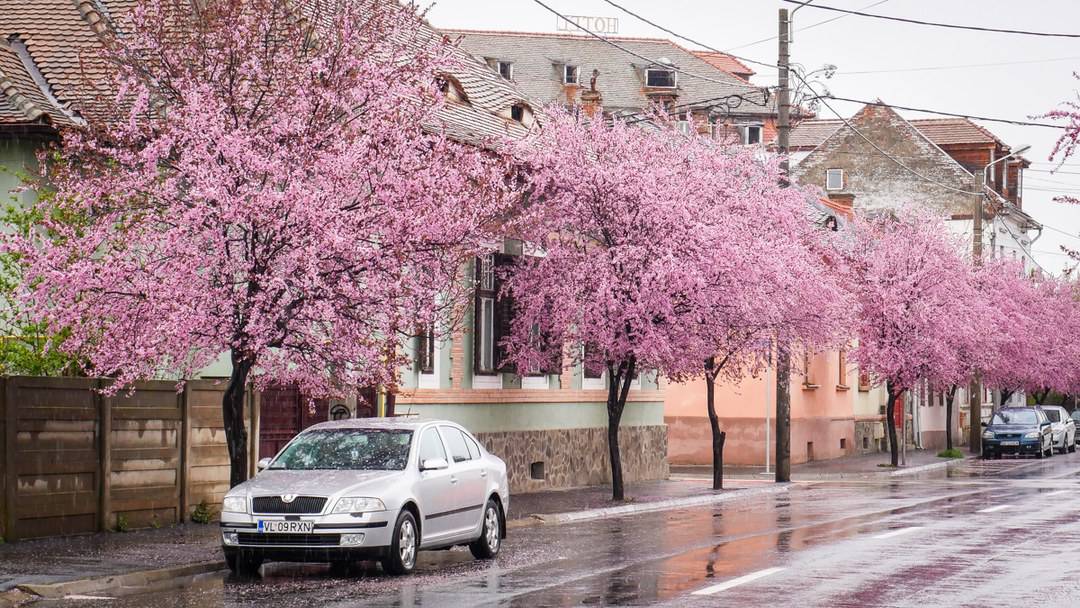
[876,463,897,468]
[190,500,215,525]
[937,448,964,459]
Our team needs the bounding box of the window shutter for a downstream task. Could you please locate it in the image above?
[494,253,517,373]
[473,256,482,374]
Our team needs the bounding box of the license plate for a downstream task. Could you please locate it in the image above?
[1001,441,1019,446]
[258,520,313,533]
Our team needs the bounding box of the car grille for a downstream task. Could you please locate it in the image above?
[997,433,1021,439]
[251,496,327,514]
[237,533,341,547]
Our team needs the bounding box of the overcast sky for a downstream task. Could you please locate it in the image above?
[424,0,1080,275]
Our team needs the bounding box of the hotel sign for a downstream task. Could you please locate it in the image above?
[556,14,620,35]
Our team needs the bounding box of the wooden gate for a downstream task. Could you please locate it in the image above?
[257,385,328,459]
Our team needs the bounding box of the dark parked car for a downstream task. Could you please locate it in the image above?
[982,407,1054,459]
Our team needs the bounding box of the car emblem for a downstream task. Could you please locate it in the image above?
[281,494,297,503]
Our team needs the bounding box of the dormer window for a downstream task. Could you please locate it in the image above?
[563,64,579,85]
[645,67,677,88]
[511,103,526,122]
[435,74,469,105]
[497,60,513,81]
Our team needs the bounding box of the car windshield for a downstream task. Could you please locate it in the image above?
[269,429,413,471]
[1073,411,1080,422]
[1042,409,1061,423]
[991,410,1038,426]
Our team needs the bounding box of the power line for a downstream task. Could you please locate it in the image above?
[780,1,1080,38]
[596,0,982,197]
[837,55,1080,76]
[999,220,1052,275]
[722,0,891,52]
[821,97,1065,129]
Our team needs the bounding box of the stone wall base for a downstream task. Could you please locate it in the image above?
[475,425,669,494]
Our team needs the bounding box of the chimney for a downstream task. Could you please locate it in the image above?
[580,69,602,118]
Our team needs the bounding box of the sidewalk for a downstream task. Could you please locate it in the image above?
[0,476,775,602]
[671,449,968,481]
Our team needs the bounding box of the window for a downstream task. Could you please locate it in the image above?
[497,60,513,80]
[676,120,692,135]
[464,434,481,460]
[837,349,848,388]
[416,323,435,375]
[583,343,604,379]
[475,254,496,374]
[858,370,871,392]
[418,427,447,464]
[563,64,579,85]
[511,104,525,122]
[740,125,762,145]
[645,68,677,88]
[440,426,472,463]
[826,168,844,191]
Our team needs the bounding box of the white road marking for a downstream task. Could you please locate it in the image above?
[978,504,1012,513]
[872,526,924,539]
[691,567,786,596]
[64,596,113,600]
[1044,490,1071,497]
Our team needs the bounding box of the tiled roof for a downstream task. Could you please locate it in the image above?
[908,118,1003,147]
[786,116,1010,151]
[691,51,754,81]
[0,0,535,148]
[787,119,843,150]
[445,29,774,116]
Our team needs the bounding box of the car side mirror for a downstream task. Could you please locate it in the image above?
[257,457,272,471]
[420,457,449,471]
[980,422,988,428]
[1041,421,1051,428]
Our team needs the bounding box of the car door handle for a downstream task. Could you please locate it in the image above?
[479,470,487,477]
[449,476,458,484]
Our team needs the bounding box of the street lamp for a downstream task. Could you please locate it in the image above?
[984,144,1030,186]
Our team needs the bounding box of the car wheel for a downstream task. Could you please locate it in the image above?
[381,509,418,576]
[226,551,263,577]
[1070,439,1077,453]
[469,498,502,560]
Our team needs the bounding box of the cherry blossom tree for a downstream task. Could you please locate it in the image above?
[500,108,841,498]
[846,211,981,466]
[10,0,514,486]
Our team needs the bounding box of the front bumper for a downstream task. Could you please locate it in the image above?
[220,511,395,561]
[983,437,1042,455]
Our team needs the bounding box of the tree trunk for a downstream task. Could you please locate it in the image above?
[1035,388,1051,405]
[223,350,254,488]
[704,357,725,490]
[885,381,900,467]
[605,357,636,502]
[945,385,958,451]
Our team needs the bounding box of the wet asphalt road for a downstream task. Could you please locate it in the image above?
[43,452,1080,607]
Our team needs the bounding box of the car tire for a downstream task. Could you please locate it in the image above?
[381,509,419,576]
[226,551,263,577]
[469,498,502,560]
[982,450,995,460]
[1070,436,1077,453]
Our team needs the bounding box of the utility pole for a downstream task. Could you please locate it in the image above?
[969,171,984,454]
[775,8,792,483]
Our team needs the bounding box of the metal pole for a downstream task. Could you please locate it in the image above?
[775,7,792,483]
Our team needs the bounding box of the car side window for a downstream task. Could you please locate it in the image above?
[465,434,481,460]
[440,426,472,463]
[418,428,447,465]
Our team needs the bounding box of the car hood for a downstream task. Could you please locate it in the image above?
[987,424,1038,433]
[232,469,403,498]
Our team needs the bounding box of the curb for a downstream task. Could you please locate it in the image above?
[517,484,791,526]
[16,560,225,600]
[787,455,975,481]
[886,456,972,478]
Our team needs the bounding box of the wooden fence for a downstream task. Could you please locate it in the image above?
[0,377,256,541]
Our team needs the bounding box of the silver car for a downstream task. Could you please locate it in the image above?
[1037,405,1077,453]
[220,418,509,576]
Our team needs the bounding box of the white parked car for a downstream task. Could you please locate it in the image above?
[1036,405,1076,454]
[220,418,509,576]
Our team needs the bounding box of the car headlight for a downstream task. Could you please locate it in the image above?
[1024,431,1041,439]
[982,431,995,440]
[222,496,248,514]
[332,497,386,514]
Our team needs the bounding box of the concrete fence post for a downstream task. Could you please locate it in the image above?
[179,382,191,524]
[97,379,112,532]
[1,378,11,541]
